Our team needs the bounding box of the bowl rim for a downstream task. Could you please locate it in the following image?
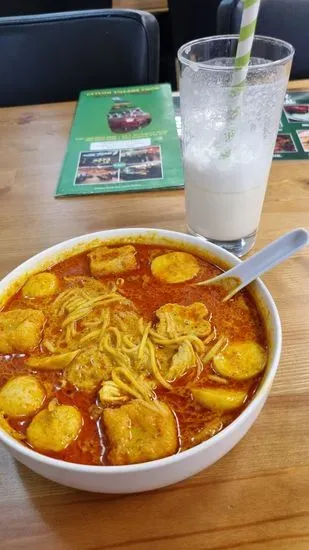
[0,227,282,473]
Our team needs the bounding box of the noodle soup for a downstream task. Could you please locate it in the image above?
[0,242,267,466]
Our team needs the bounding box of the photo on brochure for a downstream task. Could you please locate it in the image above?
[74,146,163,185]
[274,134,297,154]
[284,104,309,123]
[297,129,309,152]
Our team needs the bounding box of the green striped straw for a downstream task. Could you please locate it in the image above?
[222,0,261,156]
[233,0,261,88]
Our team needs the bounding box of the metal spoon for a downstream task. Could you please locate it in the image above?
[196,228,309,301]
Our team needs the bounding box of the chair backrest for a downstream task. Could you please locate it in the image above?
[0,1,112,16]
[217,0,309,79]
[168,0,221,55]
[0,9,159,107]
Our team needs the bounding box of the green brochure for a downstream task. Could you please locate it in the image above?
[55,84,184,196]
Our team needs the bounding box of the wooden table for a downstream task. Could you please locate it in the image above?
[112,0,168,13]
[0,80,308,550]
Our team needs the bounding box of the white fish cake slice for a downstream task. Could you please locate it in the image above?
[151,251,199,283]
[25,350,80,371]
[88,245,137,277]
[26,404,82,452]
[0,375,45,417]
[213,341,267,380]
[22,273,59,298]
[192,387,247,411]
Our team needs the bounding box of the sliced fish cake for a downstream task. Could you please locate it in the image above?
[213,341,267,380]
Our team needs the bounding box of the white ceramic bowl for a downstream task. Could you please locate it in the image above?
[0,228,281,493]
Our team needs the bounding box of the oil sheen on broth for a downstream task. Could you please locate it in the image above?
[0,243,267,466]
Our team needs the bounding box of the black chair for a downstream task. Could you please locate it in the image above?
[0,1,112,17]
[168,0,222,55]
[217,0,309,79]
[0,9,159,107]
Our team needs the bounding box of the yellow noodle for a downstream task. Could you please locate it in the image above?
[88,293,118,305]
[93,296,126,308]
[122,335,136,349]
[100,333,130,368]
[192,353,204,383]
[65,325,74,345]
[208,374,229,385]
[53,288,76,309]
[138,317,145,334]
[65,298,91,314]
[82,319,102,328]
[43,340,57,353]
[204,328,217,345]
[70,321,77,338]
[99,309,110,339]
[121,368,153,400]
[203,337,227,364]
[59,288,81,307]
[107,326,122,348]
[62,307,92,327]
[79,329,101,345]
[115,316,128,332]
[122,345,140,355]
[188,336,205,354]
[138,322,151,360]
[147,340,172,390]
[150,331,204,354]
[150,329,184,344]
[65,297,86,312]
[112,369,144,400]
[113,367,153,401]
[100,333,116,355]
[139,399,167,415]
[64,275,94,282]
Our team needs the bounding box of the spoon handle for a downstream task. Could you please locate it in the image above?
[199,228,309,300]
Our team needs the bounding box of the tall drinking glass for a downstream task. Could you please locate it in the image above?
[178,36,294,256]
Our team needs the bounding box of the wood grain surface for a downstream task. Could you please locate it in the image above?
[0,80,308,550]
[112,0,168,13]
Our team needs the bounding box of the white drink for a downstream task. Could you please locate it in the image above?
[184,143,273,241]
[178,44,292,254]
